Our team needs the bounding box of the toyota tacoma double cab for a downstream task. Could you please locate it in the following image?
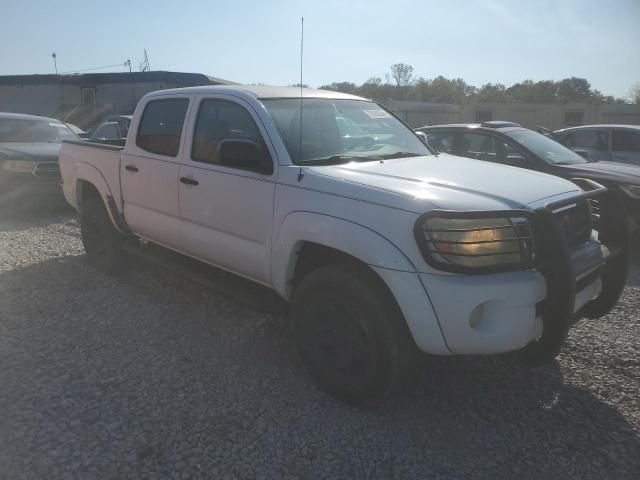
[59,86,630,405]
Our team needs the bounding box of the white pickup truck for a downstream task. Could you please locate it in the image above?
[59,86,630,404]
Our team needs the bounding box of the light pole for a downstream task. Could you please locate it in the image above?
[51,52,57,74]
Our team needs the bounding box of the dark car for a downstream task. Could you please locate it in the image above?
[0,112,79,202]
[416,121,640,234]
[543,124,640,166]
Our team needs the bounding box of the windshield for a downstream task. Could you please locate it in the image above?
[0,118,78,143]
[505,129,588,165]
[262,98,432,164]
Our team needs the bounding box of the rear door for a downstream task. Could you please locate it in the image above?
[121,96,192,248]
[177,94,277,285]
[611,129,640,165]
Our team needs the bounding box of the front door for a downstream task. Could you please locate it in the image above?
[178,95,277,285]
[121,97,191,248]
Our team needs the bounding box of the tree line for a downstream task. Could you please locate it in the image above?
[316,63,639,105]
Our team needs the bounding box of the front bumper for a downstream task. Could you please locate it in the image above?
[0,164,63,202]
[397,179,630,356]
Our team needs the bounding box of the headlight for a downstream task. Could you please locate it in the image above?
[620,184,640,199]
[414,214,535,273]
[2,160,35,173]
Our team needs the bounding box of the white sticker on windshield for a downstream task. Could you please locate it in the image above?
[364,109,391,119]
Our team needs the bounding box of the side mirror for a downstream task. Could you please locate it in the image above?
[573,148,590,160]
[505,154,531,168]
[218,139,273,174]
[415,131,428,146]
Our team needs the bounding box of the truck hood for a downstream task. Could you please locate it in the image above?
[556,161,640,186]
[309,153,581,212]
[0,142,61,163]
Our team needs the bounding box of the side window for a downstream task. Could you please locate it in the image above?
[93,123,119,140]
[117,119,130,137]
[455,133,515,164]
[425,131,455,153]
[192,99,269,170]
[612,131,640,152]
[454,133,492,160]
[136,99,189,157]
[563,130,608,150]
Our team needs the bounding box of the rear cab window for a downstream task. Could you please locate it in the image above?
[136,98,190,157]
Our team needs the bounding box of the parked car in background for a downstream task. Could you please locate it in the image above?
[543,124,640,166]
[417,122,640,234]
[89,115,132,144]
[59,86,629,404]
[0,112,79,202]
[65,123,88,139]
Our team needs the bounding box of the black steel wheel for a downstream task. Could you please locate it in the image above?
[80,195,127,274]
[291,262,413,406]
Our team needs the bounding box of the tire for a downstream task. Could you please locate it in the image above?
[291,262,414,406]
[80,195,127,274]
[518,334,564,366]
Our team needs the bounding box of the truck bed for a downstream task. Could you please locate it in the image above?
[59,140,124,212]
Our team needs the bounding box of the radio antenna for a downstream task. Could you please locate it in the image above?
[297,17,304,182]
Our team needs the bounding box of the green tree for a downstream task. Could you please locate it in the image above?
[474,83,508,102]
[507,80,557,103]
[629,83,640,104]
[318,82,357,94]
[389,63,414,99]
[555,77,593,102]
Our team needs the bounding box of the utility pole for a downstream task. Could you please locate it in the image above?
[51,52,58,74]
[125,59,132,72]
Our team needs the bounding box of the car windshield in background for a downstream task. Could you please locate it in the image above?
[505,130,588,165]
[262,98,431,165]
[0,118,78,143]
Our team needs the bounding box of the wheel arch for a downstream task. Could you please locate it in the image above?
[73,164,127,234]
[272,211,416,301]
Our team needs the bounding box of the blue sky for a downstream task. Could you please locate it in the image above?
[2,0,639,98]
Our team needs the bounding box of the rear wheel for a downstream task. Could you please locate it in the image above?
[291,262,413,406]
[80,195,127,274]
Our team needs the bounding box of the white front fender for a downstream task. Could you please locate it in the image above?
[271,211,416,300]
[271,211,450,354]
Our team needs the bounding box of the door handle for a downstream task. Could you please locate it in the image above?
[180,176,199,186]
[125,164,139,172]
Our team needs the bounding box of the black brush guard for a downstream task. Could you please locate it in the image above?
[524,178,630,357]
[415,178,630,358]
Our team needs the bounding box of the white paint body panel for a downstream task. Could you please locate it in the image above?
[58,85,604,357]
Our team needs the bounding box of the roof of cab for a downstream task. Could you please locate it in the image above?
[144,84,366,101]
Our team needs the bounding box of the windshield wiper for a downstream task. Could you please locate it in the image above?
[378,151,422,159]
[301,155,383,165]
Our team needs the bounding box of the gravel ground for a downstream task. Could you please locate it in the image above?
[0,201,638,480]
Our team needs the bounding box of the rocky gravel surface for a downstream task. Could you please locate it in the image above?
[0,203,639,480]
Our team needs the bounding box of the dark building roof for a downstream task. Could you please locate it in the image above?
[0,71,235,86]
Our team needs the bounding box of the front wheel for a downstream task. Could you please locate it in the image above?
[291,262,413,406]
[80,196,127,274]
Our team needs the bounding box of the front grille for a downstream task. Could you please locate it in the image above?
[554,201,592,247]
[32,161,60,177]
